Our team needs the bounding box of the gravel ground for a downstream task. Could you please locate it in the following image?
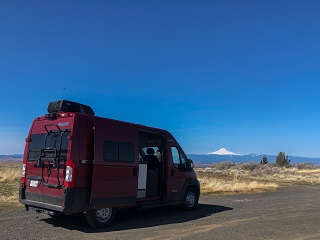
[1,185,320,240]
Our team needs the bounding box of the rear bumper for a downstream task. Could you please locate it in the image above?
[20,198,64,212]
[19,187,90,214]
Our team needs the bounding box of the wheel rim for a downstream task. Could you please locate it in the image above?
[96,208,112,223]
[186,191,196,207]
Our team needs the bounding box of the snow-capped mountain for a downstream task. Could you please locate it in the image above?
[208,148,241,156]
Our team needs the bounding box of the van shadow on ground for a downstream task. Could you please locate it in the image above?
[41,204,233,233]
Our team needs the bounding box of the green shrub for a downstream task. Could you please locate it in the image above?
[242,162,260,171]
[260,156,268,165]
[294,162,316,170]
[211,161,236,170]
[275,152,291,167]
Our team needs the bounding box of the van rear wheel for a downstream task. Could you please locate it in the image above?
[183,187,199,210]
[86,207,116,228]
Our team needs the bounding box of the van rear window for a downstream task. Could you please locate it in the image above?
[103,141,134,163]
[27,132,69,162]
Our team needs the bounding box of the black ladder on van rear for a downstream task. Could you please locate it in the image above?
[36,124,70,188]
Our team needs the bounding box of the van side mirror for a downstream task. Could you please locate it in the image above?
[186,159,194,171]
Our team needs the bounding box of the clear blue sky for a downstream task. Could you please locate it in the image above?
[1,0,320,157]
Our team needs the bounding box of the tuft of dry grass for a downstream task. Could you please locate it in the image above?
[0,169,21,182]
[0,162,21,210]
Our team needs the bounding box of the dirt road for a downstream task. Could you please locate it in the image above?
[1,185,320,240]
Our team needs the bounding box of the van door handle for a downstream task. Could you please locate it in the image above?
[171,169,174,176]
[132,167,137,177]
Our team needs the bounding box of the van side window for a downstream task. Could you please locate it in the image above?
[171,147,180,168]
[171,146,187,169]
[103,141,134,163]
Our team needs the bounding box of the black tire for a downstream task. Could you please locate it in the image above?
[86,207,116,228]
[182,187,199,210]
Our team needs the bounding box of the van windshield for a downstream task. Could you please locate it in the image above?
[27,132,70,163]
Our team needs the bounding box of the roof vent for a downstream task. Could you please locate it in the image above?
[47,100,95,116]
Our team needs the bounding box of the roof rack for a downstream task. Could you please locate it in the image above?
[47,100,95,116]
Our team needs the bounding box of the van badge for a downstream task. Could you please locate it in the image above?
[58,122,70,127]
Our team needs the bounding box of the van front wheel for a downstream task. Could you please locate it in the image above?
[183,187,199,210]
[86,207,116,228]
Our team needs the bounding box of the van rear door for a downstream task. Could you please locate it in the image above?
[89,132,139,208]
[23,121,72,208]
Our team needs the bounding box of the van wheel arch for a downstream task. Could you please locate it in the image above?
[181,179,200,201]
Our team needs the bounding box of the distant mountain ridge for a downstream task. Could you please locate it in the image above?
[188,147,320,165]
[0,154,23,162]
[188,153,320,165]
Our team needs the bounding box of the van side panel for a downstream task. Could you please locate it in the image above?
[89,119,139,209]
[89,165,138,207]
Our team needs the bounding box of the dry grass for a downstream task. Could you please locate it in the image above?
[0,169,21,182]
[196,162,320,195]
[248,168,320,185]
[0,162,21,210]
[197,171,279,195]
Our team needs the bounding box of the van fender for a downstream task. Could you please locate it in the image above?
[180,178,200,201]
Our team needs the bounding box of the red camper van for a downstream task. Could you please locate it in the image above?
[19,100,200,228]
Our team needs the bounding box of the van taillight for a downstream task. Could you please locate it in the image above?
[65,159,75,188]
[21,161,26,183]
[22,164,26,177]
[65,166,73,182]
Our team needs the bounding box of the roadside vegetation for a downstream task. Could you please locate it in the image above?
[196,160,320,195]
[0,162,21,210]
[1,153,320,210]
